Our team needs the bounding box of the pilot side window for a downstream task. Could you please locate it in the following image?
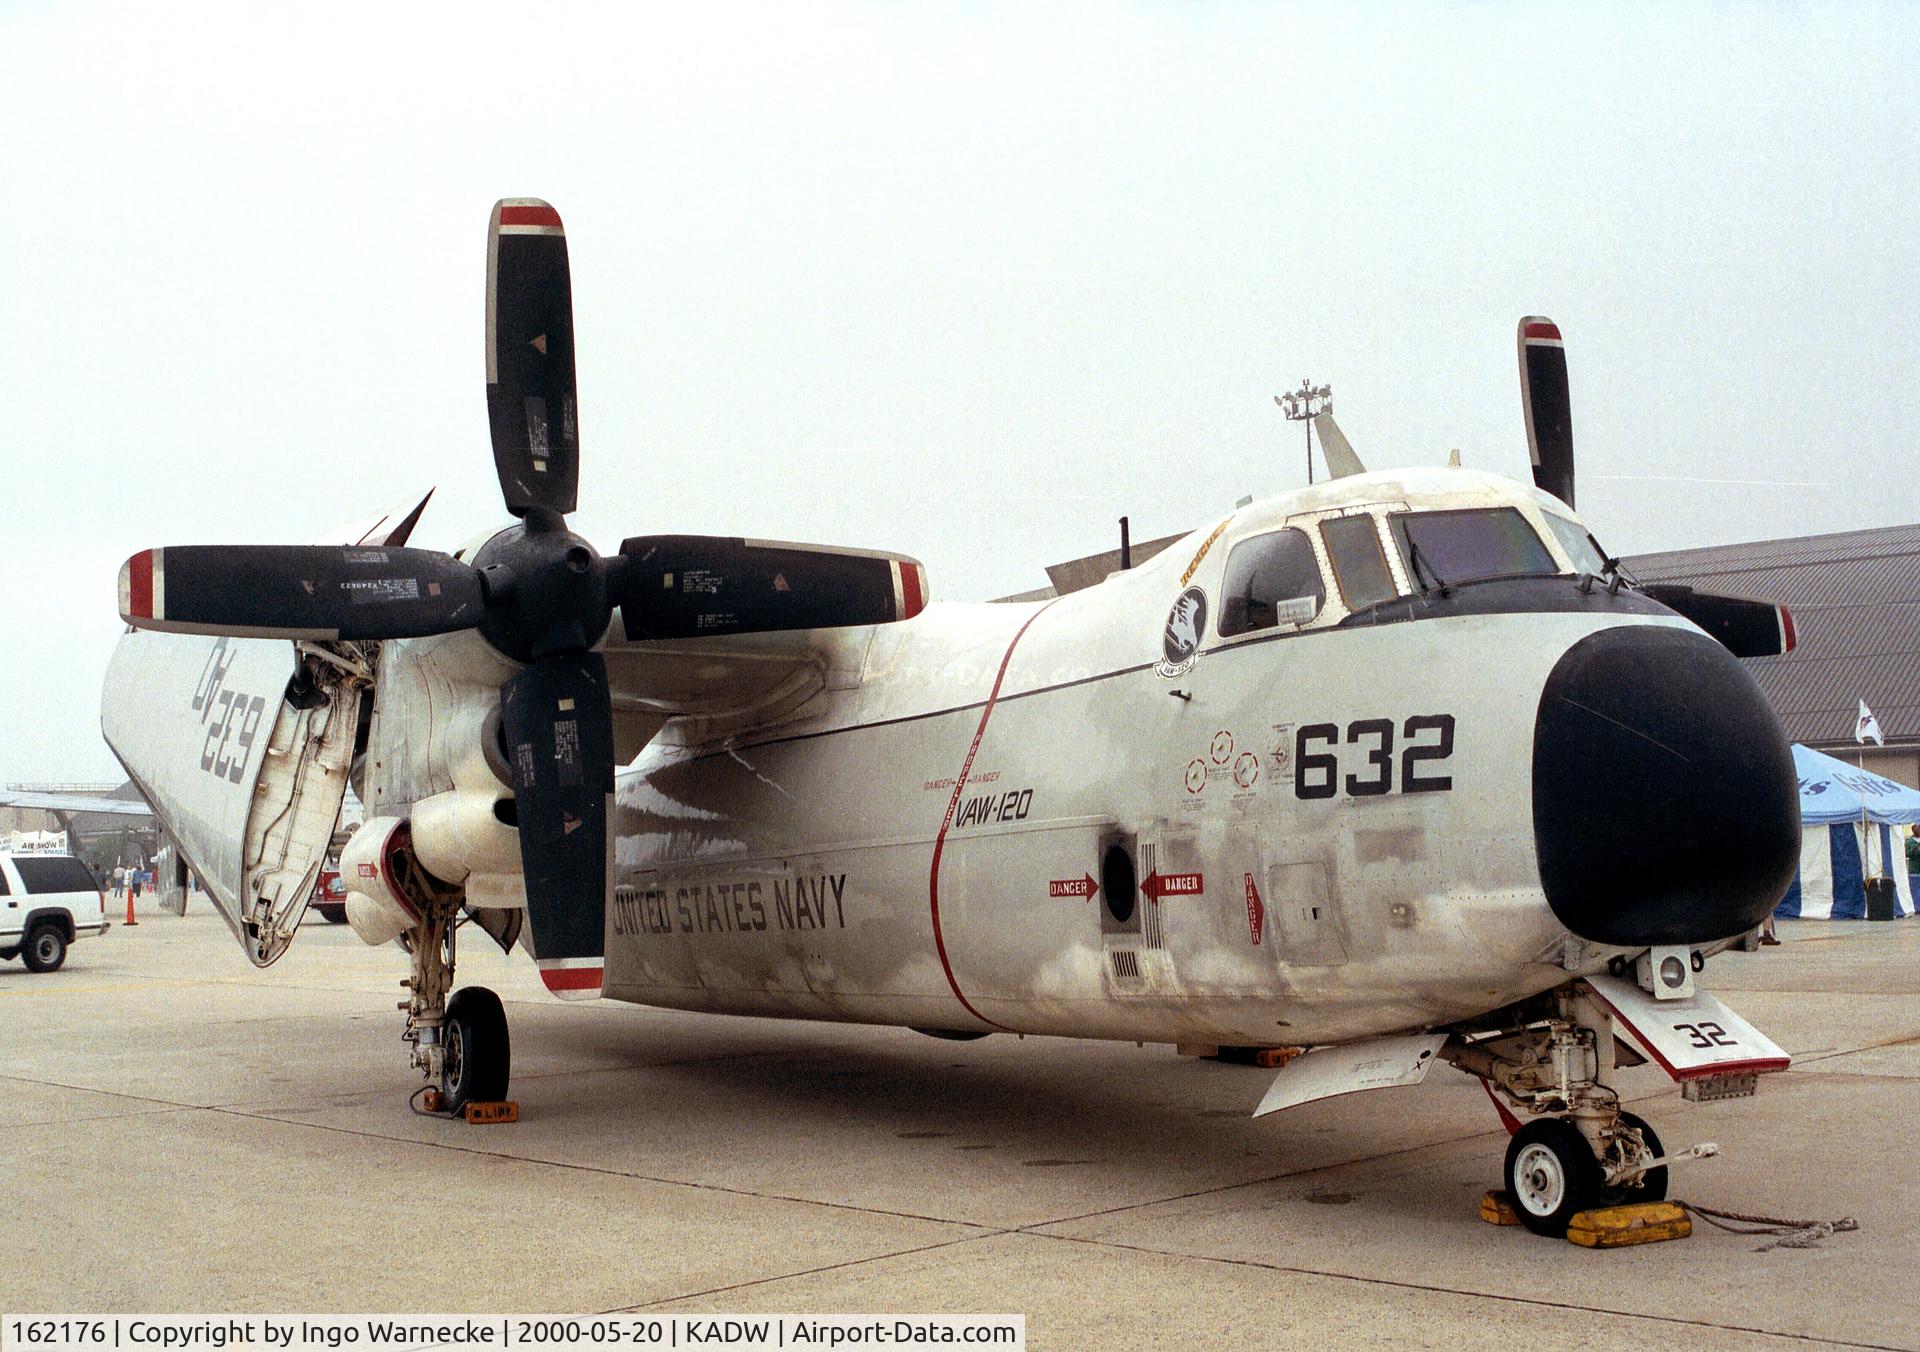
[1542,513,1609,576]
[1319,515,1397,612]
[1391,507,1555,591]
[1218,528,1325,637]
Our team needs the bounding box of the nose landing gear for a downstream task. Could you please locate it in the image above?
[1445,982,1711,1237]
[1505,1118,1599,1235]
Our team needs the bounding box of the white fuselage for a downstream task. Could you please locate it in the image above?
[598,471,1659,1046]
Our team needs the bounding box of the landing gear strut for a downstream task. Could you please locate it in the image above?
[397,873,511,1115]
[1445,981,1700,1236]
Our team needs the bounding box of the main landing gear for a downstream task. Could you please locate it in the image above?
[1444,982,1710,1237]
[397,876,512,1116]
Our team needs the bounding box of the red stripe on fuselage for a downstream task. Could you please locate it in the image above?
[928,601,1059,1029]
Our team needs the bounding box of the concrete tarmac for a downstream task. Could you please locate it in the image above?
[4,903,1916,1349]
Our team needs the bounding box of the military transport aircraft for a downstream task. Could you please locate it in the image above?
[102,199,1804,1237]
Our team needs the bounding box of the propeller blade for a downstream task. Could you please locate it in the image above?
[1641,584,1796,659]
[613,536,929,642]
[118,545,485,639]
[500,652,614,999]
[1518,316,1574,507]
[487,198,580,518]
[1312,411,1367,479]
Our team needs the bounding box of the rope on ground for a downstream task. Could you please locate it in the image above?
[1676,1201,1860,1252]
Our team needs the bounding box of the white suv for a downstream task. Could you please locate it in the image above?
[0,853,109,973]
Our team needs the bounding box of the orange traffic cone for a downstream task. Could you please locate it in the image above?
[124,885,138,926]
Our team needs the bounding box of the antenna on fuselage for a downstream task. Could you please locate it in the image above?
[1119,516,1132,570]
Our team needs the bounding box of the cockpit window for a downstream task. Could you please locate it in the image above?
[1542,513,1608,576]
[1390,507,1555,591]
[1218,528,1325,636]
[1319,515,1398,611]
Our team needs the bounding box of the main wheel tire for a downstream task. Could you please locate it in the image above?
[315,904,348,924]
[441,986,510,1113]
[1599,1111,1669,1206]
[1505,1118,1602,1237]
[22,925,68,974]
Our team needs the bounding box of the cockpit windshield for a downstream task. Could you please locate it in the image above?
[1320,515,1397,611]
[1390,507,1555,591]
[1542,513,1609,576]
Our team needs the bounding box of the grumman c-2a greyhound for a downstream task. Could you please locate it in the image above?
[103,199,1805,1237]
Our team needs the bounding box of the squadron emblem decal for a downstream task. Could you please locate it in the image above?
[1157,587,1207,677]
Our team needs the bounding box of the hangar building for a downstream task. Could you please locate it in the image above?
[1628,522,1920,788]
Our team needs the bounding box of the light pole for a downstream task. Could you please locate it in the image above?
[1275,380,1332,485]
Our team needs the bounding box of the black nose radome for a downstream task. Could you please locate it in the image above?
[1533,625,1800,947]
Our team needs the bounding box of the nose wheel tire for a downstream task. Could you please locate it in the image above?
[1505,1118,1602,1237]
[22,925,68,973]
[441,986,510,1113]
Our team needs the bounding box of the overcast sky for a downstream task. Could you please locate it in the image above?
[3,1,1915,784]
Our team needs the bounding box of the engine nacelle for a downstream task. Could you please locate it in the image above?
[339,816,425,946]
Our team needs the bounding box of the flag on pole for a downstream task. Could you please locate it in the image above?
[1856,700,1885,746]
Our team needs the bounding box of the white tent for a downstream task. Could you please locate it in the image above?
[1779,818,1915,919]
[1778,746,1920,920]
